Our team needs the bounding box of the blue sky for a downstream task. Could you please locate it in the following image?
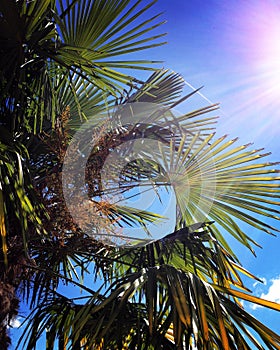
[10,0,280,347]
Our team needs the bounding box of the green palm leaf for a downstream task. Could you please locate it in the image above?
[20,259,280,349]
[149,133,280,253]
[0,0,167,133]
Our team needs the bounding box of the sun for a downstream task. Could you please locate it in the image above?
[255,6,280,85]
[212,1,280,139]
[247,2,280,83]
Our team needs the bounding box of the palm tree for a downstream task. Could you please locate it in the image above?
[1,1,280,349]
[0,0,166,347]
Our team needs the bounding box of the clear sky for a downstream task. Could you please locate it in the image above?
[10,0,280,347]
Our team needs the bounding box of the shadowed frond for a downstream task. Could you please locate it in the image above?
[19,248,280,349]
[0,0,166,133]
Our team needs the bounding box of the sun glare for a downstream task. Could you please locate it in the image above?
[256,5,280,85]
[215,1,280,139]
[231,1,280,90]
